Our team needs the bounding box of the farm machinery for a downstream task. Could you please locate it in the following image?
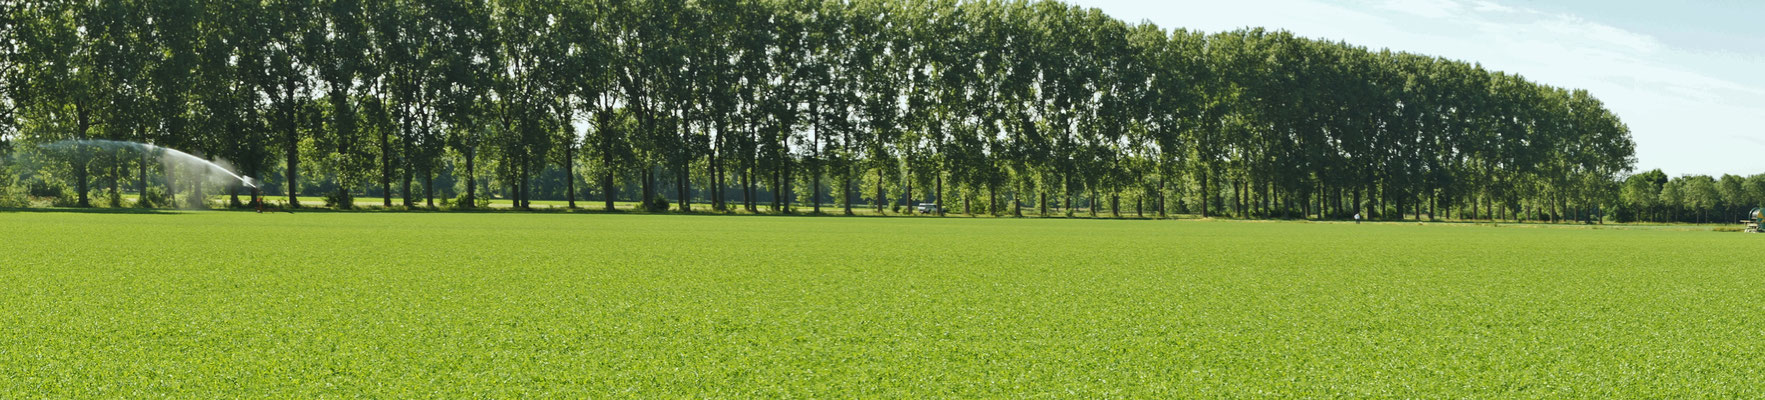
[1748,207,1763,233]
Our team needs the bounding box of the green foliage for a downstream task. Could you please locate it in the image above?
[323,190,355,210]
[0,0,1662,219]
[0,166,25,208]
[0,188,24,208]
[453,192,489,209]
[643,193,670,212]
[135,187,171,209]
[1622,172,1765,223]
[3,213,1764,396]
[25,176,67,199]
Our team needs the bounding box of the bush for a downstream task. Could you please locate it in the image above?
[0,185,27,208]
[644,194,670,212]
[453,193,490,209]
[26,178,67,199]
[22,178,80,207]
[323,190,355,210]
[106,191,125,208]
[182,191,217,209]
[48,191,80,208]
[137,187,170,208]
[1610,206,1640,223]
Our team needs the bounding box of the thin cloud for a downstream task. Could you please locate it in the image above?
[1469,0,1516,13]
[1378,0,1464,19]
[1531,15,1663,54]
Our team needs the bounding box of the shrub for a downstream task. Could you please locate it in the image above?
[0,185,27,208]
[137,187,170,208]
[453,193,490,209]
[323,190,355,210]
[26,178,67,199]
[183,191,217,209]
[644,194,670,212]
[48,191,80,208]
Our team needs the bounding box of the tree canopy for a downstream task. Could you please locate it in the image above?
[2,0,1664,222]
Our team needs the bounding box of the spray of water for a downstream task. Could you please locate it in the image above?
[39,139,258,189]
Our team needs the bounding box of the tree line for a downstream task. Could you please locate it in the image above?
[1617,170,1765,224]
[1,0,1651,221]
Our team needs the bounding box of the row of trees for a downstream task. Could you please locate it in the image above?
[3,0,1643,220]
[1618,170,1765,223]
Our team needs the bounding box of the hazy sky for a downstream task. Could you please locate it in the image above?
[1067,0,1765,176]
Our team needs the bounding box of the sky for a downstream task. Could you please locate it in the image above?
[1067,0,1765,177]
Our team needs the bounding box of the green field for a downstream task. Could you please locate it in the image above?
[3,211,1763,397]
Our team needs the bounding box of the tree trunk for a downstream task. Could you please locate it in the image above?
[709,130,722,211]
[677,116,691,212]
[904,173,913,215]
[192,177,204,209]
[74,158,90,208]
[1039,188,1047,217]
[677,161,689,212]
[1395,189,1404,221]
[165,159,177,209]
[1428,189,1436,220]
[73,103,91,208]
[875,168,885,213]
[283,87,300,208]
[111,155,123,207]
[380,117,393,207]
[464,146,476,208]
[1064,175,1074,217]
[784,160,794,214]
[138,153,149,208]
[963,187,971,215]
[811,105,821,215]
[1233,181,1243,218]
[934,172,944,216]
[1472,193,1479,221]
[989,182,998,217]
[402,111,415,207]
[708,152,721,212]
[1259,182,1269,218]
[564,144,576,209]
[1158,176,1167,218]
[424,167,435,208]
[1020,182,1030,217]
[1089,186,1098,217]
[521,161,532,209]
[1353,187,1362,221]
[1199,172,1210,218]
[642,166,654,210]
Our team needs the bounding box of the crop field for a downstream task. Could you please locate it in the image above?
[2,210,1763,397]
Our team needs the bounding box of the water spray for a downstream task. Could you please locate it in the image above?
[40,139,258,189]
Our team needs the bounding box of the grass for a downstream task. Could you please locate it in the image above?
[2,211,1763,396]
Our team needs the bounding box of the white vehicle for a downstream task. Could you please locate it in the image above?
[916,203,941,214]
